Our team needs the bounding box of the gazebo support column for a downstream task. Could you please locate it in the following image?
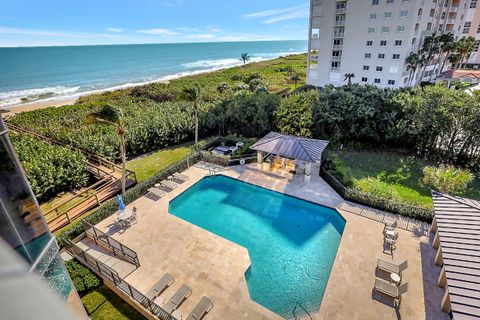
[304,162,312,182]
[435,247,443,267]
[437,266,447,288]
[257,151,264,164]
[433,230,440,249]
[441,290,451,313]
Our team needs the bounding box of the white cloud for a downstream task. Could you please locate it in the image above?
[185,33,216,40]
[243,4,308,24]
[136,28,179,36]
[207,27,221,33]
[105,27,124,33]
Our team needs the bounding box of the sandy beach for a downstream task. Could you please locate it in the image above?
[2,98,79,116]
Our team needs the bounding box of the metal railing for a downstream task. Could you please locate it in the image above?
[82,220,140,266]
[65,239,176,320]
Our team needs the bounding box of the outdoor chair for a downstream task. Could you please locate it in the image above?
[127,207,138,226]
[158,180,178,190]
[145,273,174,300]
[374,278,408,307]
[384,237,397,255]
[383,220,398,233]
[147,187,167,198]
[186,296,213,320]
[163,284,192,314]
[384,229,399,241]
[377,259,408,281]
[172,172,189,182]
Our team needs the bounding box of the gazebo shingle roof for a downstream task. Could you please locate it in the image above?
[249,132,329,162]
[431,191,480,320]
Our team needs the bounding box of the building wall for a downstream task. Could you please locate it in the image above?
[307,0,471,88]
[465,0,480,65]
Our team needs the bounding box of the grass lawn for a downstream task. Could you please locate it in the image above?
[334,150,480,209]
[126,144,194,182]
[81,286,145,320]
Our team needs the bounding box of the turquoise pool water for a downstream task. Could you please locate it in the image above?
[169,175,345,318]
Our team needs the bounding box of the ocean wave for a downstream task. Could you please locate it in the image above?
[0,86,80,107]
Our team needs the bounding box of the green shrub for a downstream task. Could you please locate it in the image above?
[65,259,101,295]
[10,133,90,200]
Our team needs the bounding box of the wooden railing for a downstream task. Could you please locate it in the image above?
[82,220,140,267]
[65,238,176,320]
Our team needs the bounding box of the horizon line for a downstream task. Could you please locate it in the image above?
[0,38,307,49]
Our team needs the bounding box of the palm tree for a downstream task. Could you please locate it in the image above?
[437,32,456,77]
[419,33,441,81]
[344,73,355,86]
[455,36,476,69]
[183,83,201,144]
[405,52,420,86]
[422,164,474,195]
[448,54,462,70]
[290,74,301,89]
[240,53,251,67]
[91,105,127,195]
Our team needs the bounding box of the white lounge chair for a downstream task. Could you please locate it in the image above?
[147,187,167,198]
[377,259,408,281]
[374,278,408,306]
[172,172,189,181]
[145,273,174,300]
[163,284,192,314]
[186,296,213,320]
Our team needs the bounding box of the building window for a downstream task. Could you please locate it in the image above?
[399,10,408,18]
[394,40,402,46]
[331,61,341,70]
[475,40,480,51]
[380,40,387,46]
[363,65,370,70]
[430,9,435,17]
[376,66,383,71]
[388,80,395,85]
[438,24,443,31]
[384,11,392,19]
[365,53,372,58]
[362,77,368,82]
[397,25,406,32]
[332,50,342,57]
[366,40,373,46]
[372,0,379,5]
[463,22,471,34]
[333,39,343,46]
[374,78,381,83]
[477,24,480,33]
[382,26,390,33]
[392,54,400,59]
[370,13,377,20]
[368,27,375,33]
[427,22,432,31]
[386,0,394,4]
[378,53,385,59]
[471,0,477,8]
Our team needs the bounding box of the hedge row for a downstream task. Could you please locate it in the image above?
[65,259,101,295]
[320,167,433,222]
[56,152,203,247]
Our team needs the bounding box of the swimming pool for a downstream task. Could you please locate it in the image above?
[169,175,345,318]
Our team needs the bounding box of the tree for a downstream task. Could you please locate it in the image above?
[422,164,474,194]
[344,73,355,86]
[240,53,251,67]
[455,36,476,69]
[183,83,202,144]
[419,33,441,81]
[448,54,462,70]
[290,74,301,89]
[90,105,127,195]
[405,52,421,86]
[437,32,456,76]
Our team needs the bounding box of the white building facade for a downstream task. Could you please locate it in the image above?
[307,0,471,88]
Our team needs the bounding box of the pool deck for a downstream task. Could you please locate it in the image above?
[92,162,448,320]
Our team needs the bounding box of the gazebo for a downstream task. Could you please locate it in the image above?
[249,132,329,180]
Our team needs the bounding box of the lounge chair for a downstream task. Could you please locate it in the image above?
[374,278,408,306]
[145,273,174,300]
[163,284,192,314]
[159,180,178,190]
[147,187,167,198]
[185,296,213,320]
[383,220,397,233]
[172,172,189,181]
[377,259,408,280]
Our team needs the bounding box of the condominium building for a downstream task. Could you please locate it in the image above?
[464,0,480,66]
[307,0,470,88]
[0,115,87,319]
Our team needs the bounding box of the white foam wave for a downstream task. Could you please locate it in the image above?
[0,86,80,107]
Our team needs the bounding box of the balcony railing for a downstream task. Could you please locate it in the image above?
[330,66,341,71]
[333,32,345,38]
[332,45,343,50]
[331,56,342,61]
[336,8,346,14]
[335,20,345,26]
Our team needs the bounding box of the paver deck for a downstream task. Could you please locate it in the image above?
[90,162,448,320]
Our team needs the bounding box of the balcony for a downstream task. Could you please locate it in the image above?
[336,8,346,14]
[332,45,343,50]
[330,66,341,71]
[449,6,458,12]
[333,32,345,38]
[335,20,345,26]
[447,18,455,24]
[331,56,342,61]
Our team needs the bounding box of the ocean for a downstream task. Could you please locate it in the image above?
[0,40,307,108]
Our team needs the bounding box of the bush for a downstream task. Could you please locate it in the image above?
[10,133,90,200]
[65,259,101,295]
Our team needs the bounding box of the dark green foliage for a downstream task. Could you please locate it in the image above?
[10,133,90,200]
[65,259,101,295]
[275,90,317,137]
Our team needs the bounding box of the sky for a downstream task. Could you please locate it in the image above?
[0,0,309,47]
